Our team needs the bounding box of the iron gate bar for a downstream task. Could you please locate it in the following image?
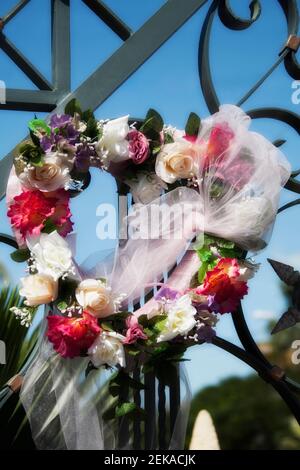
[82,0,133,41]
[0,0,300,449]
[0,33,53,91]
[51,0,71,93]
[1,89,59,111]
[0,0,209,200]
[1,0,30,27]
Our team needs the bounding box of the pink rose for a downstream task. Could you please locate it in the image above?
[128,130,149,164]
[123,315,147,345]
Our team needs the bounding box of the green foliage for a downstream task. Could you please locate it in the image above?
[187,374,300,450]
[140,108,164,142]
[19,142,44,167]
[64,98,82,117]
[10,248,31,263]
[185,112,201,137]
[103,370,146,421]
[28,118,50,137]
[41,218,58,235]
[195,234,243,283]
[0,286,39,388]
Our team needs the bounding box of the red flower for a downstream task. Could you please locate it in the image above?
[203,123,234,170]
[123,315,147,345]
[47,311,101,358]
[7,189,73,240]
[196,258,248,314]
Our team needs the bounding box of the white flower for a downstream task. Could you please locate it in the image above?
[155,140,200,184]
[75,279,115,318]
[96,116,130,163]
[88,331,126,368]
[19,151,71,191]
[238,260,260,282]
[20,274,58,306]
[27,231,73,281]
[157,294,197,342]
[128,173,168,205]
[228,196,275,245]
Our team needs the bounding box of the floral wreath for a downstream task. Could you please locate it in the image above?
[6,100,290,426]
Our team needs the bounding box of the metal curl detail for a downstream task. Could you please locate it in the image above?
[218,0,261,31]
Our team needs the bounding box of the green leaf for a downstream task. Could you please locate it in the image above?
[64,98,82,117]
[185,112,201,137]
[81,109,95,122]
[42,218,58,234]
[197,247,213,263]
[163,132,174,144]
[10,248,31,263]
[198,261,208,284]
[144,109,164,133]
[273,139,286,148]
[30,130,41,147]
[28,118,50,136]
[56,300,68,312]
[84,117,99,139]
[115,402,146,419]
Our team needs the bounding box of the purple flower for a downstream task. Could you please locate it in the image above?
[65,123,79,142]
[128,130,149,164]
[155,286,180,302]
[75,143,96,172]
[197,325,216,343]
[50,114,72,129]
[40,132,60,152]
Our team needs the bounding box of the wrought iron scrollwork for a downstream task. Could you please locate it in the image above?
[199,0,300,425]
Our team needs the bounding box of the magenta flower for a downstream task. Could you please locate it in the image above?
[123,315,147,345]
[128,130,149,164]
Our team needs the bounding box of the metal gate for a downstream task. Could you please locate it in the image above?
[0,0,300,450]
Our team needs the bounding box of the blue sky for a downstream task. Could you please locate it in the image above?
[0,0,300,393]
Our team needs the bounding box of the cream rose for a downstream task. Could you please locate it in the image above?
[20,274,58,306]
[88,331,126,368]
[19,152,71,191]
[75,279,115,318]
[155,140,200,184]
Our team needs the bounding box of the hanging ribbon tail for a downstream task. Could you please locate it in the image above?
[20,332,118,450]
[169,364,192,450]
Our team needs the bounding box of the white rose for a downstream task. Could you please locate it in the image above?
[27,231,73,281]
[128,173,168,205]
[96,116,130,163]
[75,279,115,318]
[20,274,58,306]
[88,331,126,368]
[157,294,197,342]
[155,140,200,184]
[19,151,71,191]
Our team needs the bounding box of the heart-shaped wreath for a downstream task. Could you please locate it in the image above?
[6,101,290,438]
